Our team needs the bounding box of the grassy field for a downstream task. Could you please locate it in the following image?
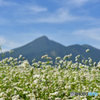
[0,46,100,100]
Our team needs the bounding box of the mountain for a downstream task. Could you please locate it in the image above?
[0,36,100,64]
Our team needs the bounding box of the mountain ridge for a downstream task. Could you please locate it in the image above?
[0,35,100,64]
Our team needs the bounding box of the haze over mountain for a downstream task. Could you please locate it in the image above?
[0,36,100,65]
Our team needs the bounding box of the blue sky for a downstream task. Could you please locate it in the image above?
[0,0,100,52]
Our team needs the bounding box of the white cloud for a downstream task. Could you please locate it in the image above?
[19,7,95,24]
[1,49,9,52]
[0,37,6,44]
[19,8,77,23]
[16,4,48,15]
[0,0,18,6]
[0,0,99,25]
[28,6,47,13]
[53,0,90,7]
[68,0,90,7]
[16,1,97,24]
[0,36,23,52]
[36,8,76,23]
[53,0,100,9]
[5,41,21,49]
[55,0,97,7]
[74,28,100,41]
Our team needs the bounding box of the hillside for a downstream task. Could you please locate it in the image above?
[0,36,100,64]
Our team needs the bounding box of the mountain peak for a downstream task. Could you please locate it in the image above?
[32,35,49,42]
[41,35,48,39]
[26,35,50,48]
[37,35,49,40]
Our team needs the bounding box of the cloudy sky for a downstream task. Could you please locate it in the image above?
[0,0,100,52]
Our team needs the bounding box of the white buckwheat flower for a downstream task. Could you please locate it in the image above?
[19,55,22,59]
[86,49,89,52]
[50,92,59,96]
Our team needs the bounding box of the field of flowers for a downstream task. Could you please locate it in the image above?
[0,46,100,100]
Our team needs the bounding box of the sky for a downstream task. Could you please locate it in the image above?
[0,0,100,52]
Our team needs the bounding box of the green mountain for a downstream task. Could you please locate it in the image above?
[0,36,100,64]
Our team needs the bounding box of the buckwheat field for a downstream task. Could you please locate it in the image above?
[0,46,100,100]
